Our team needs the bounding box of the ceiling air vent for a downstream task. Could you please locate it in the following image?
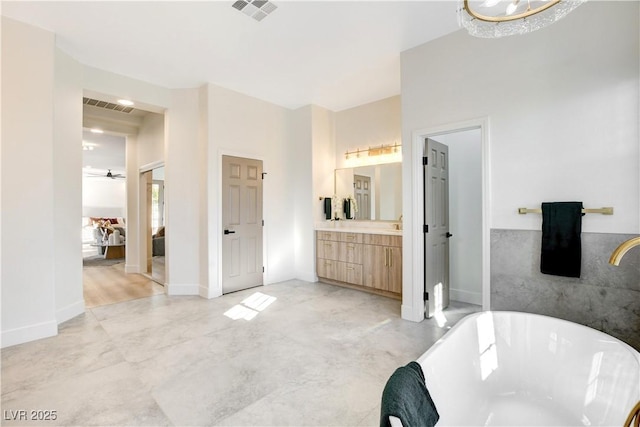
[83,97,135,114]
[232,0,277,22]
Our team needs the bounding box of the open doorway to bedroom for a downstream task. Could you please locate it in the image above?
[81,95,165,307]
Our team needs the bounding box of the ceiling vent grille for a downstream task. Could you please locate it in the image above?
[232,0,277,21]
[83,97,134,114]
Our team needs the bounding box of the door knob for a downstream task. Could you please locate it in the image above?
[446,232,453,238]
[224,229,236,235]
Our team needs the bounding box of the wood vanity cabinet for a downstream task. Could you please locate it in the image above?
[316,231,363,286]
[362,234,402,294]
[316,230,401,298]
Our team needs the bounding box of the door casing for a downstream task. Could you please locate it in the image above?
[406,118,491,322]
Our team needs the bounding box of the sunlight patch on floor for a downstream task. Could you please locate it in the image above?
[224,291,277,321]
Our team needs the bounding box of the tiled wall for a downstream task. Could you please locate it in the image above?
[491,230,640,351]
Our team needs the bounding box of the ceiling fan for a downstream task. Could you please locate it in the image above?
[85,169,125,179]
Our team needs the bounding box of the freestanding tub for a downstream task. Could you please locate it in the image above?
[417,311,640,426]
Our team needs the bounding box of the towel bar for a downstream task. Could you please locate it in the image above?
[518,207,614,215]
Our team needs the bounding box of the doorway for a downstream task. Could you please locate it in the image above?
[140,166,166,285]
[410,121,489,319]
[221,155,264,294]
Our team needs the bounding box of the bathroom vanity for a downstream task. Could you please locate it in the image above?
[316,227,402,299]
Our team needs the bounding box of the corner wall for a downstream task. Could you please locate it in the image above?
[54,49,85,323]
[1,18,58,346]
[206,84,298,294]
[401,2,639,346]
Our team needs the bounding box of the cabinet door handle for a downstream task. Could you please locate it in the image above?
[388,248,393,267]
[384,247,389,267]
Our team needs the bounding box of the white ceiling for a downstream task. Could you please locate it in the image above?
[2,1,462,111]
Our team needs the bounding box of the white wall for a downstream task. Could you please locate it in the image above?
[335,96,401,170]
[54,49,85,323]
[82,177,126,216]
[400,1,639,321]
[165,88,201,295]
[311,105,337,223]
[135,111,165,276]
[138,112,165,168]
[291,106,316,281]
[206,84,298,294]
[1,17,58,346]
[432,130,483,305]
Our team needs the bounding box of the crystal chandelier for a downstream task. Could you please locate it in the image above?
[458,0,586,38]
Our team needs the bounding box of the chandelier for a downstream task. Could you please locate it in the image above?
[458,0,586,38]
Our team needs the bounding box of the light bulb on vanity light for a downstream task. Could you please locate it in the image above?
[117,99,134,106]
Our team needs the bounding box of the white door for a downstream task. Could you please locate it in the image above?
[222,155,263,294]
[354,175,371,220]
[424,138,450,318]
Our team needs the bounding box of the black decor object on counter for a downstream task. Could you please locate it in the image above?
[323,197,332,220]
[343,198,351,219]
[540,201,583,278]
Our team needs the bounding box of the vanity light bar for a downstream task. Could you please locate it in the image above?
[345,142,401,159]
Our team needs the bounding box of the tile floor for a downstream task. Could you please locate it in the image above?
[1,280,480,426]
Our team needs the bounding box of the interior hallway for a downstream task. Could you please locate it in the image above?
[2,280,479,426]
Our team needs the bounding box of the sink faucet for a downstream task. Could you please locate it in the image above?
[609,236,640,266]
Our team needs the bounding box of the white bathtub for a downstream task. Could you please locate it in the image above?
[417,311,640,426]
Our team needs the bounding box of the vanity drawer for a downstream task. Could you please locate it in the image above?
[363,233,402,247]
[317,239,340,260]
[317,259,339,281]
[317,231,341,242]
[340,242,362,264]
[339,232,363,243]
[341,263,363,286]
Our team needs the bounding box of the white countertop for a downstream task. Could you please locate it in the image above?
[315,221,403,236]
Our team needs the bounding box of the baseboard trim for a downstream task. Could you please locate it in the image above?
[124,264,140,274]
[1,320,58,348]
[450,288,482,305]
[166,283,199,296]
[56,300,85,324]
[296,271,317,283]
[401,304,423,322]
[199,285,222,299]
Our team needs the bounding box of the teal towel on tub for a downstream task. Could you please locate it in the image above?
[380,361,439,427]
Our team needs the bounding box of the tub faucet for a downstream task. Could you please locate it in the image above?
[609,236,640,266]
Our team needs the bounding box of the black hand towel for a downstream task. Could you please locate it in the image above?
[324,197,332,220]
[540,202,583,278]
[380,361,439,427]
[343,198,351,219]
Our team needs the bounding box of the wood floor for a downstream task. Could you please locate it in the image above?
[83,262,165,308]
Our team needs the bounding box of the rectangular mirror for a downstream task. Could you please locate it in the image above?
[334,163,402,221]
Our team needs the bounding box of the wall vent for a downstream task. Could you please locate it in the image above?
[83,97,135,114]
[232,0,277,22]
